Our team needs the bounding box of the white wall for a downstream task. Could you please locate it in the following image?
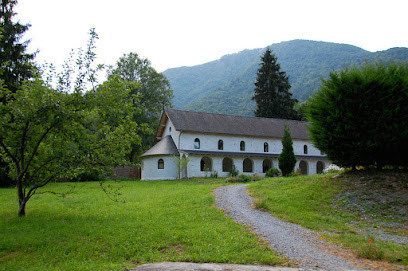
[179,132,324,157]
[141,156,178,181]
[161,119,181,148]
[185,155,330,178]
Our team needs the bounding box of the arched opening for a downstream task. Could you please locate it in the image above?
[264,142,269,152]
[200,156,212,171]
[304,145,308,154]
[316,161,324,174]
[158,159,164,169]
[218,140,223,150]
[194,138,200,149]
[222,157,233,172]
[240,141,245,151]
[243,158,253,172]
[262,159,272,173]
[299,160,308,175]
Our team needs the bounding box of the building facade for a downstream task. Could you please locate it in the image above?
[141,109,329,181]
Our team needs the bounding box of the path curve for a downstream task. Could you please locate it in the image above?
[214,184,360,270]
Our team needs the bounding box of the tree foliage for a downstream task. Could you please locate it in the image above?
[0,0,35,94]
[307,63,408,170]
[0,29,144,216]
[278,126,297,176]
[253,48,298,119]
[0,0,36,187]
[108,52,173,162]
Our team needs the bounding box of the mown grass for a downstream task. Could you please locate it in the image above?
[248,173,408,266]
[0,179,284,271]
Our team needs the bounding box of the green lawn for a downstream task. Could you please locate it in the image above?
[1,179,284,271]
[248,173,408,266]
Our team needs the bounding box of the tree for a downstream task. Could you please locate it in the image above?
[107,52,173,162]
[279,126,297,176]
[0,29,143,216]
[0,0,35,94]
[0,0,36,187]
[307,63,408,170]
[0,76,140,216]
[253,48,298,120]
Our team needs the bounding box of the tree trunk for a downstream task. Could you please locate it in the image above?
[18,199,27,216]
[17,177,27,216]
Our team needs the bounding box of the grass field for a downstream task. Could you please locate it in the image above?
[0,179,284,271]
[248,172,408,266]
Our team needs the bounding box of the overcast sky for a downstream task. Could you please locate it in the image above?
[16,0,408,72]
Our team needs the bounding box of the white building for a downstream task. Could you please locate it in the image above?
[140,109,329,181]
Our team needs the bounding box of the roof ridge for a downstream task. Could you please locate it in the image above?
[165,108,308,123]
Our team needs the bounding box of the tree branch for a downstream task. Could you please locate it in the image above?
[21,122,57,178]
[0,138,19,171]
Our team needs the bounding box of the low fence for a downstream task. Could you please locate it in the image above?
[110,166,141,179]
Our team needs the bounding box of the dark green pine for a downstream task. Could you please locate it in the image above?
[253,48,299,120]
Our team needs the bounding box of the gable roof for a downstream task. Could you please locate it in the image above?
[157,109,310,140]
[141,135,179,157]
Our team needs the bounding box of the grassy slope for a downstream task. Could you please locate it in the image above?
[0,179,284,271]
[248,172,408,266]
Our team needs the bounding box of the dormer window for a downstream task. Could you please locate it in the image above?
[304,145,308,154]
[218,140,223,150]
[194,138,200,149]
[240,141,245,151]
[264,142,269,152]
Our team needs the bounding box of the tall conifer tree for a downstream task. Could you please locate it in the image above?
[253,49,298,119]
[278,126,297,176]
[0,0,35,94]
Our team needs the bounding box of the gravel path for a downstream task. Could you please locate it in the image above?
[214,184,360,270]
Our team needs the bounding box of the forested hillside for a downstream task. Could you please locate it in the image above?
[163,40,408,116]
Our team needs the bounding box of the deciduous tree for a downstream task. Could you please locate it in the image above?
[108,52,173,162]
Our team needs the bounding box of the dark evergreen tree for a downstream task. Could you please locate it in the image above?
[278,126,297,176]
[0,0,35,93]
[253,48,298,119]
[0,0,35,187]
[307,63,408,170]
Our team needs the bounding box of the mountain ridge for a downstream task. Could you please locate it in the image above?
[164,40,408,116]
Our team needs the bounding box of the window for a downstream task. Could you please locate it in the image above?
[304,145,308,154]
[218,140,223,150]
[169,127,171,132]
[194,138,200,149]
[200,157,212,171]
[222,157,233,172]
[240,141,245,151]
[158,159,164,169]
[243,158,253,172]
[264,142,269,152]
[262,159,272,173]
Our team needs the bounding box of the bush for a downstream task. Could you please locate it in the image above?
[238,174,252,183]
[210,171,218,178]
[72,170,105,182]
[229,165,239,177]
[226,177,239,183]
[307,63,408,170]
[265,168,280,177]
[323,164,343,174]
